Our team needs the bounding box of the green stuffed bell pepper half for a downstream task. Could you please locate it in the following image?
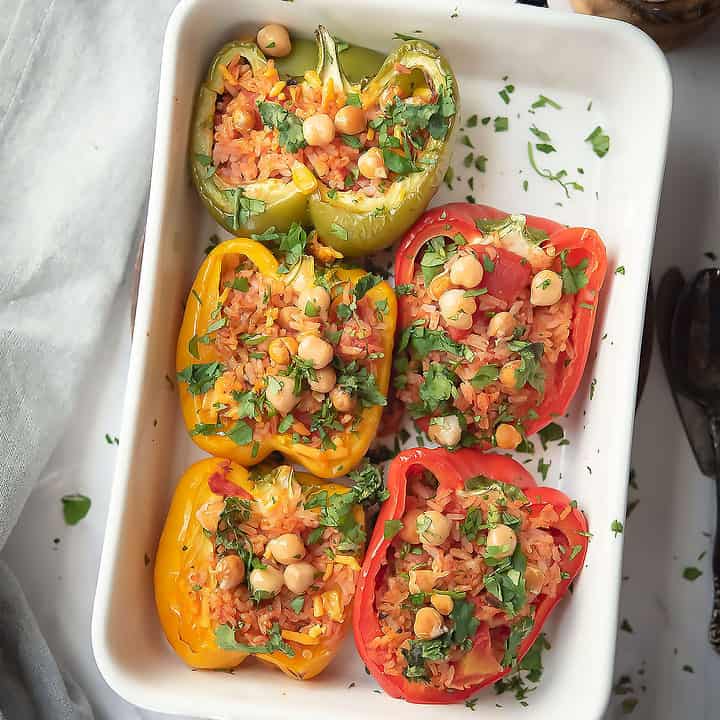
[190,26,458,256]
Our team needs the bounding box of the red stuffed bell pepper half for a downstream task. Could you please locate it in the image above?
[353,447,588,704]
[393,202,607,450]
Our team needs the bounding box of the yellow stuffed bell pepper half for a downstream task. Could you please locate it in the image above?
[154,457,379,679]
[176,229,396,478]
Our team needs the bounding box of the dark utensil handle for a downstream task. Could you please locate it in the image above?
[706,414,720,651]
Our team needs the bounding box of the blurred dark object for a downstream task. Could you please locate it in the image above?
[659,267,720,652]
[516,0,549,7]
[637,281,654,406]
[571,0,720,50]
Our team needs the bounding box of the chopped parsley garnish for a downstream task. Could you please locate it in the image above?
[215,622,295,657]
[483,545,527,616]
[611,520,624,536]
[61,494,91,525]
[538,422,564,449]
[384,519,404,540]
[498,84,515,105]
[398,323,474,362]
[494,116,509,132]
[177,361,224,395]
[475,154,487,172]
[251,222,308,273]
[227,420,253,446]
[527,143,584,198]
[330,222,349,243]
[257,101,306,153]
[507,340,545,394]
[502,615,533,667]
[353,273,382,301]
[615,265,626,275]
[559,249,589,294]
[289,596,305,614]
[531,95,562,110]
[683,566,702,581]
[336,358,387,408]
[585,126,610,158]
[537,458,551,481]
[227,188,266,231]
[471,364,499,390]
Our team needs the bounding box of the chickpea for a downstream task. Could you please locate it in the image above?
[499,360,522,391]
[430,593,454,616]
[298,335,334,369]
[398,508,423,544]
[408,569,438,594]
[249,566,284,597]
[303,113,336,146]
[449,254,484,289]
[195,499,225,533]
[428,271,452,300]
[414,607,445,640]
[330,386,356,413]
[525,564,545,595]
[427,415,461,447]
[256,24,292,58]
[266,376,299,415]
[278,306,301,330]
[268,336,298,365]
[495,423,522,450]
[487,311,516,339]
[357,147,387,180]
[267,533,306,564]
[334,105,366,135]
[530,269,563,307]
[284,562,316,595]
[438,288,476,330]
[297,286,331,316]
[215,555,245,591]
[485,523,517,559]
[232,108,255,132]
[309,366,336,393]
[417,510,451,546]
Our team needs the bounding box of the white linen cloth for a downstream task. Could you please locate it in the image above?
[0,0,177,717]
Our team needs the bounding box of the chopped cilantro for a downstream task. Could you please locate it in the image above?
[61,494,91,525]
[538,422,564,449]
[384,519,404,540]
[611,520,624,536]
[177,362,224,395]
[215,622,295,657]
[494,116,509,132]
[615,265,626,275]
[257,101,306,153]
[531,95,562,110]
[585,126,610,158]
[683,566,702,581]
[559,249,589,294]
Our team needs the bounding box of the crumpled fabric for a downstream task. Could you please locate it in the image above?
[0,0,178,717]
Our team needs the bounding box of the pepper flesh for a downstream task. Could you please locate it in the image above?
[154,457,364,679]
[190,28,458,254]
[309,28,459,256]
[176,238,397,478]
[394,202,607,442]
[352,447,589,704]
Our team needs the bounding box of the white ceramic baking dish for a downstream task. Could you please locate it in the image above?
[91,1,671,718]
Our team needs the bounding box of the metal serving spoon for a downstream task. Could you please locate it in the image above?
[669,268,720,651]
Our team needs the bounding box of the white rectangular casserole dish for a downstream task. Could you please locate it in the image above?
[91,1,671,718]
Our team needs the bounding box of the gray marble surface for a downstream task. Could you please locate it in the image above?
[2,4,720,720]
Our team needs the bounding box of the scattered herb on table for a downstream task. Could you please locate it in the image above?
[585,126,610,158]
[61,494,91,525]
[683,566,702,581]
[611,520,624,536]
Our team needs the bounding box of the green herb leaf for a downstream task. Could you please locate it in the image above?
[257,101,306,153]
[215,622,295,657]
[177,362,224,395]
[494,117,509,132]
[384,519,404,540]
[559,250,589,294]
[531,95,562,110]
[611,519,624,537]
[61,494,91,525]
[538,422,564,449]
[227,420,253,446]
[683,566,702,581]
[330,223,349,243]
[471,365,499,390]
[289,596,305,613]
[585,126,610,158]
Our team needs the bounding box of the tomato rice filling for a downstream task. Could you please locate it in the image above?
[183,251,388,451]
[191,466,362,655]
[368,468,565,690]
[212,55,443,194]
[395,215,587,450]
